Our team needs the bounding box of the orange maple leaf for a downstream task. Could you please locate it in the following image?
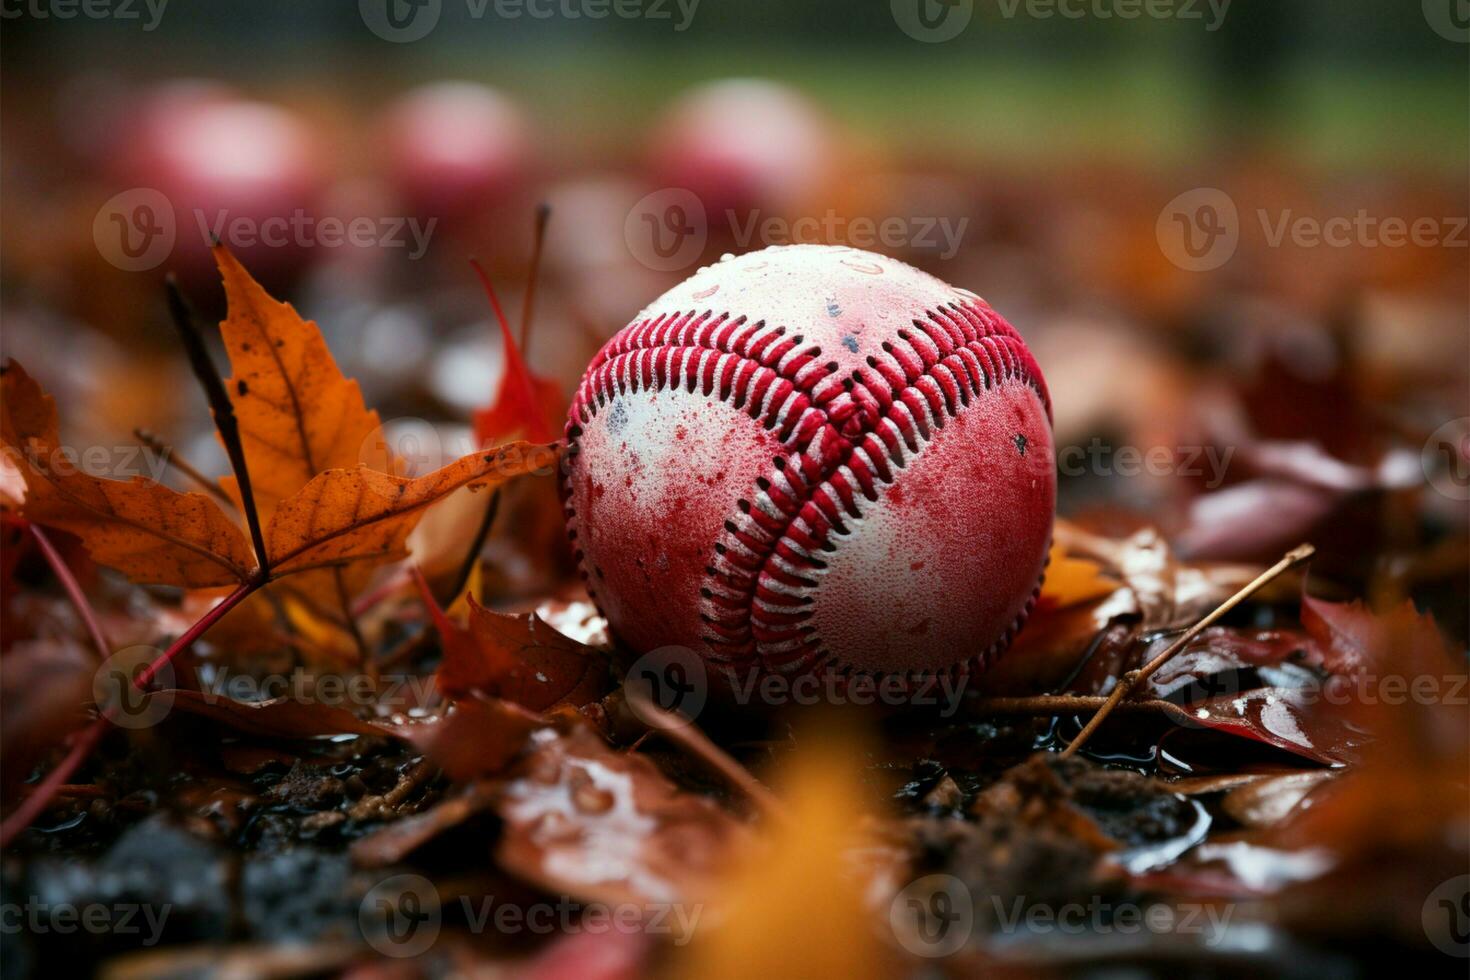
[3,253,558,613]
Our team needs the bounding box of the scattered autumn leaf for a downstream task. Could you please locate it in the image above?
[429,593,610,712]
[265,448,553,576]
[677,724,887,980]
[494,721,748,914]
[470,259,562,446]
[394,695,547,781]
[1,361,255,587]
[212,245,396,523]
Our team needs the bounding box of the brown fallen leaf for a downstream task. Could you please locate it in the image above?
[494,721,748,913]
[0,638,94,799]
[393,695,547,781]
[1,361,255,587]
[431,594,610,712]
[1221,771,1336,828]
[156,688,544,782]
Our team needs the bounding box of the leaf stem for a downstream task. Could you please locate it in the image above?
[1059,542,1316,759]
[26,523,111,661]
[136,576,262,688]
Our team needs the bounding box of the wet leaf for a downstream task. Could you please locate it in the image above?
[432,595,611,711]
[393,695,546,781]
[494,722,748,914]
[162,689,385,738]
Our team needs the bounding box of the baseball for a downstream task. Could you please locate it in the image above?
[563,245,1054,679]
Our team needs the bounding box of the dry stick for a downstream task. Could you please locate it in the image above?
[519,202,551,357]
[134,427,235,509]
[165,277,269,572]
[974,694,1196,724]
[622,687,788,823]
[0,578,261,847]
[26,523,111,661]
[1058,542,1317,760]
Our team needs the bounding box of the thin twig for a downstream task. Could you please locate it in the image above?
[26,523,110,661]
[1059,542,1316,759]
[165,277,268,573]
[519,203,551,357]
[134,427,235,508]
[136,578,262,687]
[623,687,788,823]
[972,694,1195,723]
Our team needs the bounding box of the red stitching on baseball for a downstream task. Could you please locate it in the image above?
[562,297,1049,678]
